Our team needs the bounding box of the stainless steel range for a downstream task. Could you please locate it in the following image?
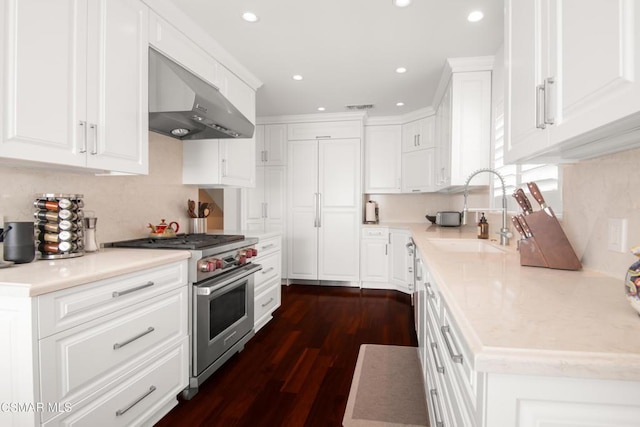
[110,234,261,399]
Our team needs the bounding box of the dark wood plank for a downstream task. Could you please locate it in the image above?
[155,285,417,427]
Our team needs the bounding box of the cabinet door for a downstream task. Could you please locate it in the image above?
[0,0,86,167]
[87,0,149,174]
[549,0,640,146]
[504,0,551,164]
[287,140,318,280]
[243,166,265,227]
[435,84,452,189]
[318,139,361,281]
[220,137,256,187]
[360,239,389,282]
[402,148,436,193]
[263,124,287,165]
[287,121,361,140]
[254,125,265,164]
[390,231,412,291]
[264,166,286,225]
[364,125,402,193]
[223,68,256,124]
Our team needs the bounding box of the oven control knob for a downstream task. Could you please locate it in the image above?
[238,255,247,265]
[251,248,258,257]
[215,259,224,269]
[199,261,212,272]
[245,250,253,259]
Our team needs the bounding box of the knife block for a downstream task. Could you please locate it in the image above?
[518,209,582,270]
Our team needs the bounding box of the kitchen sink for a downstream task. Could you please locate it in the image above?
[427,238,507,254]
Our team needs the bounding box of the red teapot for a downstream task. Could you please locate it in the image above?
[148,219,180,236]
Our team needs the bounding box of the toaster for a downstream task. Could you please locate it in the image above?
[435,211,462,227]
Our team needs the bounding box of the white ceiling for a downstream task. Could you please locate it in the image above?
[169,0,504,118]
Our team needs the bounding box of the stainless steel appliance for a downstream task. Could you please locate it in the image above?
[110,234,261,399]
[435,211,462,227]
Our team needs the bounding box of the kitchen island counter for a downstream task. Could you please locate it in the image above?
[0,248,190,297]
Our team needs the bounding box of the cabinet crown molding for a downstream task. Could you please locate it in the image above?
[433,55,495,109]
[257,111,366,125]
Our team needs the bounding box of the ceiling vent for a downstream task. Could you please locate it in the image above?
[345,104,374,111]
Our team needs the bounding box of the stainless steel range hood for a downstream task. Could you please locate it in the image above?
[149,48,254,140]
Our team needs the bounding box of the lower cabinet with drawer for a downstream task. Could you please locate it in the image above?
[253,235,282,332]
[0,259,189,427]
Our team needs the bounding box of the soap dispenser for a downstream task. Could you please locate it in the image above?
[478,212,489,239]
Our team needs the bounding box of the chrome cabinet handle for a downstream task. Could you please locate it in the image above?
[261,297,274,308]
[221,158,227,177]
[429,389,444,427]
[79,121,87,153]
[112,281,154,298]
[536,84,546,129]
[431,342,445,374]
[264,150,269,162]
[417,133,420,146]
[90,123,98,155]
[385,244,388,256]
[262,202,267,219]
[441,325,463,364]
[261,267,275,275]
[116,385,156,416]
[261,243,275,250]
[111,281,155,298]
[415,259,423,281]
[544,77,555,125]
[113,326,154,350]
[313,193,319,227]
[315,135,331,139]
[317,193,322,227]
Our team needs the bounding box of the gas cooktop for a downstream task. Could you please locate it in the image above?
[109,234,245,250]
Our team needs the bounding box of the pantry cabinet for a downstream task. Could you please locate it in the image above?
[256,124,287,166]
[505,0,640,163]
[288,135,361,282]
[0,0,149,174]
[434,68,492,190]
[364,125,402,193]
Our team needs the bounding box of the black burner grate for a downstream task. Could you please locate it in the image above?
[110,234,245,250]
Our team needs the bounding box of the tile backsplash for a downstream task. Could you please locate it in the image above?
[0,132,197,245]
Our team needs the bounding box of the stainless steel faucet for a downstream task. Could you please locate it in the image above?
[462,168,512,246]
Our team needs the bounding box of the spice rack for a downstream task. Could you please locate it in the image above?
[34,193,85,259]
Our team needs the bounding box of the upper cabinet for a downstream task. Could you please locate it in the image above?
[0,0,149,174]
[364,125,402,193]
[288,121,362,141]
[183,139,255,188]
[505,0,640,163]
[402,116,435,152]
[434,69,492,190]
[256,124,287,166]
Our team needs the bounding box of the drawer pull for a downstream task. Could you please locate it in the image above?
[261,267,275,275]
[429,389,444,427]
[427,288,435,300]
[261,243,275,250]
[441,325,463,364]
[261,297,274,308]
[113,327,155,350]
[430,342,445,374]
[112,281,154,298]
[115,385,156,417]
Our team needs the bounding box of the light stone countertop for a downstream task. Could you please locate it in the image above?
[0,248,190,297]
[391,223,640,381]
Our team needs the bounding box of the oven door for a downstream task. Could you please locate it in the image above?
[193,263,261,376]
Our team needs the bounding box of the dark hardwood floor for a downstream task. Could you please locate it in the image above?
[156,284,418,427]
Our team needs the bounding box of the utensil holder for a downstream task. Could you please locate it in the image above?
[518,209,582,270]
[33,193,85,259]
[189,218,207,234]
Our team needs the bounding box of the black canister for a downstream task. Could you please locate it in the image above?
[3,222,36,263]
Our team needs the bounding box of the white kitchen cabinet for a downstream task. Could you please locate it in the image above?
[0,260,189,427]
[434,70,492,190]
[253,235,282,332]
[360,227,389,286]
[288,137,361,282]
[256,124,287,166]
[183,138,256,188]
[402,116,435,153]
[389,229,414,294]
[0,0,149,174]
[287,121,362,141]
[505,0,640,163]
[364,125,402,193]
[401,148,436,193]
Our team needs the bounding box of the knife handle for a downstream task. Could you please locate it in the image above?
[513,189,533,214]
[517,214,533,237]
[511,216,526,239]
[526,182,548,209]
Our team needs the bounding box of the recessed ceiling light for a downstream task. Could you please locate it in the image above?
[396,102,405,107]
[242,12,259,23]
[396,67,407,74]
[317,107,326,112]
[467,10,484,22]
[393,0,411,7]
[292,75,303,81]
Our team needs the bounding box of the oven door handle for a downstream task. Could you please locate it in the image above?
[196,264,262,296]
